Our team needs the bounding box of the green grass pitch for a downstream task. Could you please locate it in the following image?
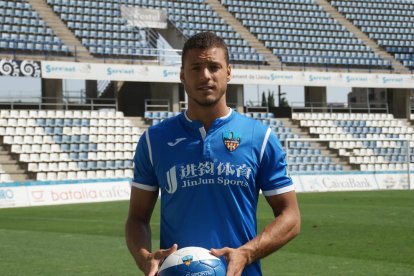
[0,190,413,275]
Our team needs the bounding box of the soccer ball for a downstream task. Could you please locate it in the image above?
[158,246,226,276]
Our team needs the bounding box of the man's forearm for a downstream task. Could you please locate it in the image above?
[240,208,300,264]
[125,217,153,271]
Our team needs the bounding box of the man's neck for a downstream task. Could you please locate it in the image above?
[186,102,230,132]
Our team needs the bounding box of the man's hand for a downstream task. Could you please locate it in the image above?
[141,244,178,276]
[210,247,249,276]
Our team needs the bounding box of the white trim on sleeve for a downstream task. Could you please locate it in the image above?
[131,182,158,192]
[262,185,295,197]
[260,128,272,162]
[145,130,153,166]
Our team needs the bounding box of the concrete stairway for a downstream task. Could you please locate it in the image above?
[0,146,31,182]
[126,117,150,134]
[206,0,282,69]
[27,0,94,62]
[316,0,409,73]
[279,118,354,171]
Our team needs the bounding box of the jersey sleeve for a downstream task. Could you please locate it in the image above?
[132,130,159,191]
[257,129,294,196]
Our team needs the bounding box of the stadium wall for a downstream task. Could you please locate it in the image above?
[38,60,414,88]
[0,178,131,208]
[0,172,411,208]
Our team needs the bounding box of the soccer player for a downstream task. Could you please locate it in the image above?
[125,32,301,276]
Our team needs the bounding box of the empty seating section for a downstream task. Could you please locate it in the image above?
[244,112,343,173]
[244,112,296,142]
[287,141,343,172]
[46,0,154,58]
[146,110,342,173]
[0,109,140,181]
[0,0,69,54]
[293,112,414,171]
[221,0,389,69]
[144,111,180,125]
[131,0,264,64]
[331,0,414,70]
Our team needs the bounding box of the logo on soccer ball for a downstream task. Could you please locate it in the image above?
[223,130,241,152]
[181,255,193,266]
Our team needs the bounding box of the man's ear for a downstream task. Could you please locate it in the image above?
[180,68,185,82]
[227,64,231,82]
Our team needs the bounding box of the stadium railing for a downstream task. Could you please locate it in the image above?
[291,101,389,114]
[0,96,117,111]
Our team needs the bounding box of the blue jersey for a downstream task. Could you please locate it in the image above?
[132,109,293,276]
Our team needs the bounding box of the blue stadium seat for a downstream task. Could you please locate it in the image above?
[331,0,414,70]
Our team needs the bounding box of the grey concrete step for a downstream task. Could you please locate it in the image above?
[205,0,282,68]
[27,0,95,62]
[1,163,25,172]
[0,152,14,162]
[9,173,30,182]
[0,144,33,181]
[278,117,354,171]
[126,116,151,132]
[315,0,409,73]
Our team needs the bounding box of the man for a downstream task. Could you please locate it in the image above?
[125,32,300,276]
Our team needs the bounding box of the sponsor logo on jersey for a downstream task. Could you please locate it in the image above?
[223,130,240,152]
[165,161,252,194]
[168,137,187,146]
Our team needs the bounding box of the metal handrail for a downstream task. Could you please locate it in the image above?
[0,96,117,110]
[144,99,170,112]
[291,102,389,114]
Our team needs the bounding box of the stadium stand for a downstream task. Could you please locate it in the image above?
[292,112,414,171]
[137,0,265,64]
[144,111,180,126]
[220,0,391,69]
[0,0,69,55]
[143,110,346,173]
[243,112,298,142]
[44,0,265,64]
[330,0,414,71]
[0,109,140,181]
[3,106,413,181]
[0,0,410,70]
[245,111,345,173]
[1,0,414,183]
[45,0,158,59]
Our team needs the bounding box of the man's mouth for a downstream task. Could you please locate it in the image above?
[198,85,214,91]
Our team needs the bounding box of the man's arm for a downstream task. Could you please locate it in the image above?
[125,186,177,275]
[211,190,300,275]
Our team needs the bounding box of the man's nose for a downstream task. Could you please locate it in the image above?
[200,67,211,80]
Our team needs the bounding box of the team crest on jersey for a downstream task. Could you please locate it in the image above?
[182,255,193,266]
[223,130,241,152]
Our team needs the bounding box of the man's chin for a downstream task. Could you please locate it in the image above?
[193,98,220,107]
[189,91,226,107]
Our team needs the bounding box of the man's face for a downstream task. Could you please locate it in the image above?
[180,47,231,107]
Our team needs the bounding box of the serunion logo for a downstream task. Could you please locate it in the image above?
[223,130,241,152]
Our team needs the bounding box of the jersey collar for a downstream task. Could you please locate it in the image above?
[183,108,233,123]
[180,108,235,136]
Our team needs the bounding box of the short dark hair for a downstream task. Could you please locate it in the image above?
[181,32,229,67]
